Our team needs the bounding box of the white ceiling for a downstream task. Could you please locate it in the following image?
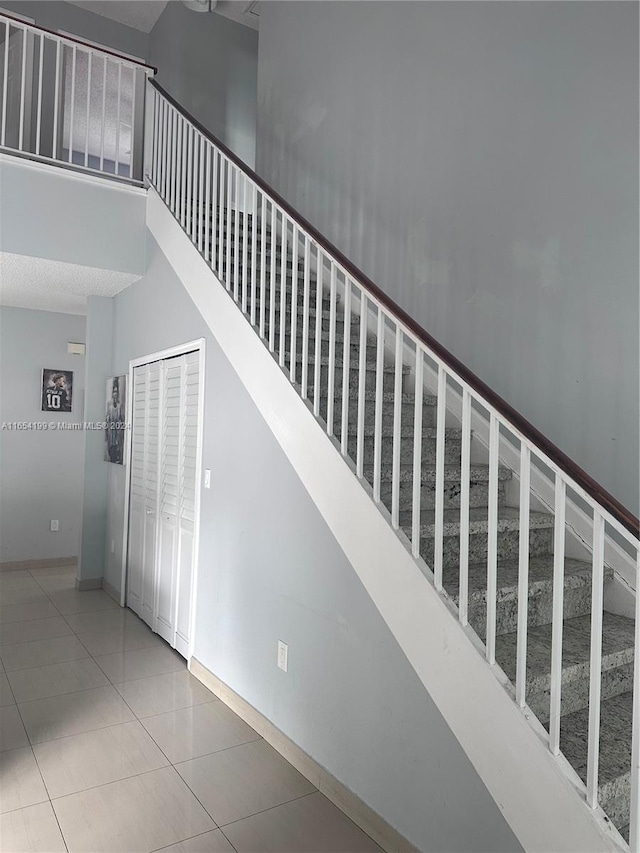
[0,253,141,315]
[65,1,259,33]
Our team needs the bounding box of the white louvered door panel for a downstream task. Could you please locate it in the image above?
[127,363,160,628]
[127,347,202,658]
[156,358,182,645]
[174,350,200,656]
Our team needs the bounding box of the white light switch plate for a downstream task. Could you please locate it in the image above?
[277,640,288,672]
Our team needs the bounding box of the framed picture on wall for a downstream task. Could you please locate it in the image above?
[104,375,127,465]
[41,369,73,412]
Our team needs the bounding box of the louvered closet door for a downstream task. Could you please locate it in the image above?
[155,351,200,655]
[127,362,161,627]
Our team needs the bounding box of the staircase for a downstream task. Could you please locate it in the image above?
[209,210,636,841]
[145,79,640,852]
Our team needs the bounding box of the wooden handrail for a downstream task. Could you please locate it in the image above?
[0,11,157,73]
[150,79,640,540]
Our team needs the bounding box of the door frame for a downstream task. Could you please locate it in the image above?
[121,337,206,662]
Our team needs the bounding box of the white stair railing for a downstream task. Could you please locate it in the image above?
[0,12,154,182]
[147,79,640,849]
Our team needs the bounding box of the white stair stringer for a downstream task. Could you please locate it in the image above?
[147,188,625,853]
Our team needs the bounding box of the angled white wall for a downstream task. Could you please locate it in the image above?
[0,157,147,275]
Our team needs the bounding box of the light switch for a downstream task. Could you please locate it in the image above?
[204,469,211,489]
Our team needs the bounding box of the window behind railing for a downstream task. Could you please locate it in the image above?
[0,13,154,182]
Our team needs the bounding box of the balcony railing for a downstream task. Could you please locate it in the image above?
[0,12,155,183]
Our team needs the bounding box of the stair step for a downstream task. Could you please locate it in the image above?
[345,433,462,466]
[496,612,634,723]
[401,506,555,569]
[446,556,611,637]
[557,691,632,833]
[372,463,510,511]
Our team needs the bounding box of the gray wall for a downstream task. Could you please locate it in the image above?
[0,1,149,59]
[0,307,86,562]
[256,1,640,515]
[149,2,258,167]
[79,296,113,582]
[99,232,521,852]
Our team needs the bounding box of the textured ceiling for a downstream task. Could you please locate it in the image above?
[0,253,140,315]
[66,1,259,34]
[66,1,169,33]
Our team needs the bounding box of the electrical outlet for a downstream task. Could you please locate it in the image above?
[277,640,288,672]
[50,520,59,532]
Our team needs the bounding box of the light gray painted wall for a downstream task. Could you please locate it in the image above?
[0,307,86,561]
[0,1,149,59]
[79,296,113,581]
[256,1,640,515]
[149,2,258,167]
[100,232,522,852]
[0,158,146,274]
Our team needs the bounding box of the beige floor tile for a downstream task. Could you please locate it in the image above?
[64,607,139,634]
[0,801,66,852]
[116,669,215,718]
[19,684,135,744]
[34,719,169,798]
[0,588,49,607]
[222,791,382,852]
[76,620,163,657]
[8,657,109,703]
[28,565,75,578]
[142,701,261,765]
[0,705,29,751]
[32,575,76,594]
[0,602,60,624]
[0,746,48,814]
[0,573,39,593]
[0,673,15,706]
[154,829,236,853]
[47,589,118,615]
[175,739,314,826]
[0,635,89,673]
[53,765,216,853]
[0,617,72,647]
[95,644,186,684]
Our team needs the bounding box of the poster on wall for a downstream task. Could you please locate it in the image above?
[104,375,126,465]
[41,369,73,412]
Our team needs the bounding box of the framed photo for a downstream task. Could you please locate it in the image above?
[41,369,73,412]
[104,375,127,465]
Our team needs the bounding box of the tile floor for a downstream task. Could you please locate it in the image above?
[0,565,382,853]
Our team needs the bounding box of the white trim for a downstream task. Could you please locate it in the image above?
[120,338,206,652]
[148,188,625,853]
[0,151,147,194]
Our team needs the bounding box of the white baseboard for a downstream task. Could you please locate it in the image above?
[75,576,103,591]
[0,556,77,573]
[189,657,419,853]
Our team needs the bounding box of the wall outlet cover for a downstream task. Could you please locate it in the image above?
[277,640,288,672]
[50,520,59,532]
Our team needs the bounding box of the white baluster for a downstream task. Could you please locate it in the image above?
[549,477,567,755]
[434,367,447,592]
[391,326,403,529]
[313,249,323,418]
[486,411,499,662]
[327,263,337,435]
[586,511,605,808]
[373,310,384,505]
[340,278,352,456]
[412,348,424,558]
[301,237,310,398]
[356,291,367,480]
[516,443,531,706]
[459,389,471,624]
